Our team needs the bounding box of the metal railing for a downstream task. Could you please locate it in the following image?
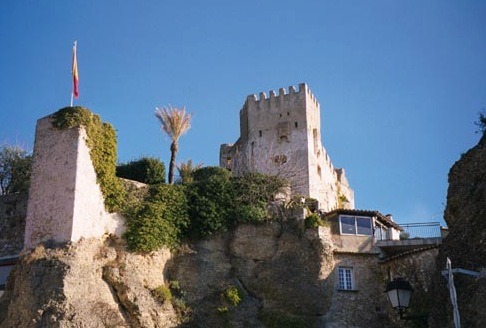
[398,222,442,239]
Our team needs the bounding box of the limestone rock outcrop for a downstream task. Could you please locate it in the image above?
[429,133,486,328]
[0,238,177,328]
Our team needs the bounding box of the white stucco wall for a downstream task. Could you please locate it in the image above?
[24,114,124,250]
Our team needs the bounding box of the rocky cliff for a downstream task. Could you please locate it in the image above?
[429,133,486,328]
[0,218,337,328]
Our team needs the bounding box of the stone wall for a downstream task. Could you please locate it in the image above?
[220,84,355,212]
[24,114,124,250]
[0,193,27,258]
[380,247,439,326]
[326,253,394,328]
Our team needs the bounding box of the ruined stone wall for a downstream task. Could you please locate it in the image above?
[0,193,27,258]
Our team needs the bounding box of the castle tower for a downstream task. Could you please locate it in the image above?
[220,83,354,211]
[24,113,124,250]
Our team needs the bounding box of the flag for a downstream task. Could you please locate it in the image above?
[72,41,79,99]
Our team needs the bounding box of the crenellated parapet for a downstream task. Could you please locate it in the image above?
[244,83,319,110]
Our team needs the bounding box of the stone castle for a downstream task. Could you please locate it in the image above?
[3,83,481,328]
[220,83,354,212]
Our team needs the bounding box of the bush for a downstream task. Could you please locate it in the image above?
[124,184,189,252]
[186,167,236,237]
[258,309,315,328]
[186,168,287,237]
[223,286,242,306]
[304,213,325,229]
[117,157,166,184]
[152,285,172,304]
[231,173,286,223]
[233,202,268,223]
[0,145,32,195]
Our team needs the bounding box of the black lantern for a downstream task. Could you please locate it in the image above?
[385,278,413,319]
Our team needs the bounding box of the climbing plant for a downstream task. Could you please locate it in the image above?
[52,106,126,212]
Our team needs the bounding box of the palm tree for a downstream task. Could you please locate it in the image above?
[155,106,192,184]
[177,159,203,184]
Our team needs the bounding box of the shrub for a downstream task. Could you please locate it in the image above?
[172,297,192,322]
[152,285,172,304]
[124,184,189,252]
[258,309,315,328]
[400,231,410,240]
[186,167,235,237]
[0,145,32,195]
[304,213,325,229]
[186,168,287,237]
[475,111,486,134]
[233,202,268,223]
[232,172,286,204]
[117,157,166,184]
[223,286,242,306]
[231,173,286,223]
[217,306,229,314]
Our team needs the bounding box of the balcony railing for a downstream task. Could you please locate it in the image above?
[398,222,442,239]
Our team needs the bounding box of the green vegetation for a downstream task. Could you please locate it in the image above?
[258,309,315,328]
[152,285,172,304]
[217,285,243,315]
[304,213,325,228]
[186,167,236,238]
[117,157,166,184]
[168,281,192,322]
[476,111,486,134]
[176,159,202,184]
[52,107,126,212]
[232,173,287,223]
[124,166,286,252]
[0,144,32,195]
[124,184,189,252]
[223,285,242,306]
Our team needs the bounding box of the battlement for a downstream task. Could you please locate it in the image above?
[245,83,319,108]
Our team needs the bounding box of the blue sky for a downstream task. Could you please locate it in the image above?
[1,1,485,225]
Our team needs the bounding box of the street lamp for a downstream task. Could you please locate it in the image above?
[385,278,414,319]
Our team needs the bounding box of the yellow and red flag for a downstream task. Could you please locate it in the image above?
[72,41,79,99]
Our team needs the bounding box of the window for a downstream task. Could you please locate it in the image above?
[339,216,372,236]
[259,130,262,137]
[374,225,388,240]
[277,122,290,143]
[338,267,354,290]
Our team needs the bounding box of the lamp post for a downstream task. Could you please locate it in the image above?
[385,278,414,319]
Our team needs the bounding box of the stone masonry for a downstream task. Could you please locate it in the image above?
[23,114,124,250]
[220,83,354,212]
